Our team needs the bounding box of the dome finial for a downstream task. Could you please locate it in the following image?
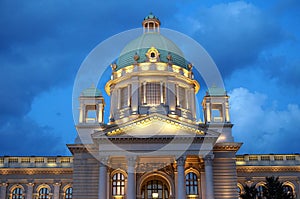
[142,12,160,33]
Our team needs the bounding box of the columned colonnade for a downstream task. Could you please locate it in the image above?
[98,155,215,199]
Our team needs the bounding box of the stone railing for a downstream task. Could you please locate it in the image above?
[0,156,73,168]
[112,63,193,80]
[236,154,300,166]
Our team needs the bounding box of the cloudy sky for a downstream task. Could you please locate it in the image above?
[1,0,299,156]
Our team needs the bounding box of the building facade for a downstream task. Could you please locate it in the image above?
[1,14,300,199]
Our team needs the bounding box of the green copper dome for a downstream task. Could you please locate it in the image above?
[116,33,189,70]
[144,12,159,20]
[81,85,102,97]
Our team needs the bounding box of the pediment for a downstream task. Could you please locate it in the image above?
[92,113,219,138]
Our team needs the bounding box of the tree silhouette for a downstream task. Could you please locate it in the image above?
[263,176,294,199]
[240,184,258,199]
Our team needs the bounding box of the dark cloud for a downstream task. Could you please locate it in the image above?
[172,1,287,77]
[253,54,300,90]
[0,117,65,155]
[0,0,179,155]
[0,0,299,155]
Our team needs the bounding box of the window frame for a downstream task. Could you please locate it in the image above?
[38,187,50,199]
[112,172,125,196]
[11,186,24,199]
[185,172,199,195]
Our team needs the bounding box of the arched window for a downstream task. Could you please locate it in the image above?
[185,172,198,195]
[141,180,169,199]
[38,187,50,199]
[237,183,243,199]
[65,187,73,199]
[283,185,294,197]
[11,187,24,199]
[112,173,125,196]
[256,185,264,199]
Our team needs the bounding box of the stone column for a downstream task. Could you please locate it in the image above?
[204,155,214,199]
[176,156,186,199]
[0,183,7,199]
[53,182,61,199]
[296,177,300,199]
[99,158,108,199]
[200,171,206,199]
[174,169,178,199]
[127,156,136,199]
[26,182,34,199]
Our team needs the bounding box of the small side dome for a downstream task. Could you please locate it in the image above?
[206,86,227,96]
[81,84,102,97]
[144,12,159,20]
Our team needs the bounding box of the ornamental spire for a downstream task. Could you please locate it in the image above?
[142,12,160,33]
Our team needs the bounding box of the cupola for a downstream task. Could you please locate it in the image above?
[142,12,161,33]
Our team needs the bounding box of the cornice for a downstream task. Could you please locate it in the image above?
[237,165,300,173]
[0,168,73,175]
[213,142,242,152]
[95,135,214,145]
[92,113,212,138]
[67,144,98,154]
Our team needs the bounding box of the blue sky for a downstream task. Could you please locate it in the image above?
[0,0,299,155]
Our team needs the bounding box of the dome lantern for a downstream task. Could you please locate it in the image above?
[142,12,161,33]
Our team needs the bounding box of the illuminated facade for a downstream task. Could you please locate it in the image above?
[1,14,300,199]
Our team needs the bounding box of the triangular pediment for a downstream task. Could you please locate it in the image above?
[92,113,219,138]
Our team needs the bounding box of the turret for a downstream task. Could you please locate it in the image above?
[202,86,233,142]
[202,87,230,124]
[78,84,105,124]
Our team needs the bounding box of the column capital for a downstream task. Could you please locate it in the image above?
[27,182,34,187]
[99,156,109,167]
[204,154,214,166]
[0,183,8,187]
[127,156,137,174]
[176,156,186,166]
[53,182,61,187]
[127,156,137,166]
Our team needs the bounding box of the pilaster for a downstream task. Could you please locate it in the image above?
[99,157,109,199]
[213,142,241,199]
[127,156,137,199]
[26,182,34,199]
[204,154,214,199]
[53,182,61,199]
[0,183,7,199]
[176,156,186,199]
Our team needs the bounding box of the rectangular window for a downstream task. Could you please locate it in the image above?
[35,158,44,163]
[249,156,258,161]
[120,86,129,108]
[8,158,18,163]
[21,157,31,163]
[274,156,284,161]
[261,156,270,161]
[178,86,187,109]
[286,156,296,160]
[141,82,165,106]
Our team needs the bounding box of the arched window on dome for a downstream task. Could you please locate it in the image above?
[112,173,125,196]
[11,186,24,199]
[185,172,198,195]
[64,187,73,199]
[38,187,50,199]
